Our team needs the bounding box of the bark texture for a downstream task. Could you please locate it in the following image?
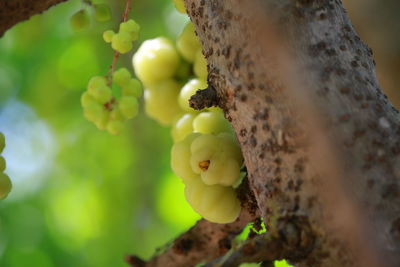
[185,0,400,266]
[0,0,68,37]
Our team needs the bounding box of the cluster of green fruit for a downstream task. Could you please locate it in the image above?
[132,3,243,223]
[0,133,12,200]
[132,23,207,126]
[103,19,140,54]
[81,68,142,135]
[171,132,243,224]
[70,2,112,32]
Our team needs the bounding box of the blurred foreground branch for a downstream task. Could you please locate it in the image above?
[0,0,68,37]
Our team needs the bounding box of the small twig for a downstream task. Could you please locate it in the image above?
[106,0,132,85]
[189,85,219,110]
[107,52,120,85]
[122,0,132,22]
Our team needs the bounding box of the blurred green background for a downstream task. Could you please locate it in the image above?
[0,0,398,266]
[0,0,199,266]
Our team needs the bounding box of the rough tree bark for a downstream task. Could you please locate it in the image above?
[1,0,400,267]
[184,0,400,266]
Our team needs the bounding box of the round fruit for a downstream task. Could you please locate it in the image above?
[70,9,90,32]
[133,37,179,86]
[144,79,183,125]
[0,173,12,200]
[184,179,241,224]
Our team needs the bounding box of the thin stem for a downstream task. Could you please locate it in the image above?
[106,0,132,86]
[122,0,132,22]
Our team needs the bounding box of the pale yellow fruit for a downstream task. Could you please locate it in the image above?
[144,79,183,125]
[171,113,195,142]
[133,37,179,86]
[177,23,201,63]
[190,133,243,186]
[171,133,200,182]
[184,179,241,224]
[193,110,232,134]
[193,49,207,79]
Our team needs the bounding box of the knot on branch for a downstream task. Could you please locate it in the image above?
[189,85,219,110]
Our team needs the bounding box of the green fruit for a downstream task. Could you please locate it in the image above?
[190,133,243,186]
[91,85,112,104]
[81,91,95,107]
[0,156,5,172]
[171,133,201,182]
[70,9,90,32]
[107,120,124,135]
[144,79,183,125]
[177,23,201,63]
[112,32,133,54]
[0,132,5,153]
[94,4,112,22]
[87,76,107,92]
[173,0,186,14]
[83,102,103,122]
[194,49,208,79]
[133,37,179,86]
[110,108,124,121]
[113,68,131,86]
[103,30,115,43]
[193,110,232,134]
[119,96,139,119]
[189,134,219,174]
[179,79,207,112]
[171,113,195,142]
[122,79,143,98]
[0,173,12,200]
[184,179,241,224]
[218,133,243,163]
[120,19,140,41]
[94,110,110,130]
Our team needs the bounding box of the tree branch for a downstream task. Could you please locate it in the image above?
[186,0,400,266]
[204,217,315,267]
[126,209,258,267]
[126,179,260,267]
[204,233,286,267]
[0,0,69,37]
